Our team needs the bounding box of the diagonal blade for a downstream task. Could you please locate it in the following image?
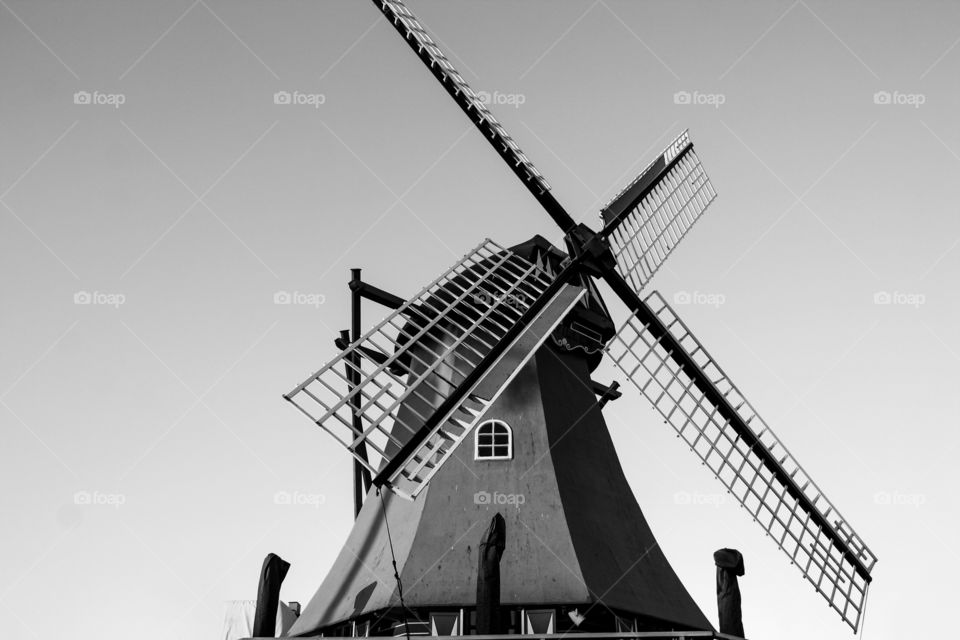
[372,0,576,233]
[600,131,717,293]
[284,239,583,499]
[386,282,585,498]
[606,291,877,631]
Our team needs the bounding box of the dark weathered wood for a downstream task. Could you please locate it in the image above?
[253,553,290,638]
[351,278,405,310]
[593,380,621,407]
[713,549,744,638]
[476,513,506,635]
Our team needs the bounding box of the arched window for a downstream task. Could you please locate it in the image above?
[474,419,512,460]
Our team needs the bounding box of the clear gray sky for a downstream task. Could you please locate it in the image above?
[2,1,958,639]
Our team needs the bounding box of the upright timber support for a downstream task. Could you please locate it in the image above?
[340,326,369,520]
[252,552,291,638]
[714,548,745,638]
[341,268,406,518]
[349,270,372,518]
[476,513,506,635]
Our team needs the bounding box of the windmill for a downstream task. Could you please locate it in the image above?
[283,0,877,636]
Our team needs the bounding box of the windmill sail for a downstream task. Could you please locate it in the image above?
[600,131,717,293]
[373,0,576,232]
[606,291,876,631]
[285,240,584,498]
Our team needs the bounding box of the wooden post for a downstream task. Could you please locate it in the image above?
[253,553,290,637]
[476,513,506,634]
[713,548,745,637]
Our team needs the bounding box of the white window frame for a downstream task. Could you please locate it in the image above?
[474,419,513,461]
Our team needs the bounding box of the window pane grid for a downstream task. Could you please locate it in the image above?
[475,420,512,460]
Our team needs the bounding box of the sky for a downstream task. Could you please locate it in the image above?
[1,1,959,639]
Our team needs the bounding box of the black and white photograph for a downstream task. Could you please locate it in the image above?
[2,2,957,639]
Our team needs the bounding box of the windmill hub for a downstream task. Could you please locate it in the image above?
[563,223,619,278]
[509,235,615,368]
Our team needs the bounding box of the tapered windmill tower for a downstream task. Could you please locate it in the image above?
[282,1,878,637]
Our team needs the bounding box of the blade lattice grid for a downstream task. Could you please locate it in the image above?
[285,240,558,496]
[378,0,551,195]
[605,132,717,293]
[606,291,876,631]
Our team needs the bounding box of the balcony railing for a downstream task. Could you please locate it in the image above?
[261,633,746,640]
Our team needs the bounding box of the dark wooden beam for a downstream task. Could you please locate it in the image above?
[476,514,506,634]
[592,380,621,407]
[350,279,405,310]
[349,270,373,518]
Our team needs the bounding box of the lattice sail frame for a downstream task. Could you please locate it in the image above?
[378,0,551,195]
[286,239,583,498]
[602,131,717,293]
[606,291,877,631]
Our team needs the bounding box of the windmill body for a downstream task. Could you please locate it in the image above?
[284,0,878,635]
[289,244,712,634]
